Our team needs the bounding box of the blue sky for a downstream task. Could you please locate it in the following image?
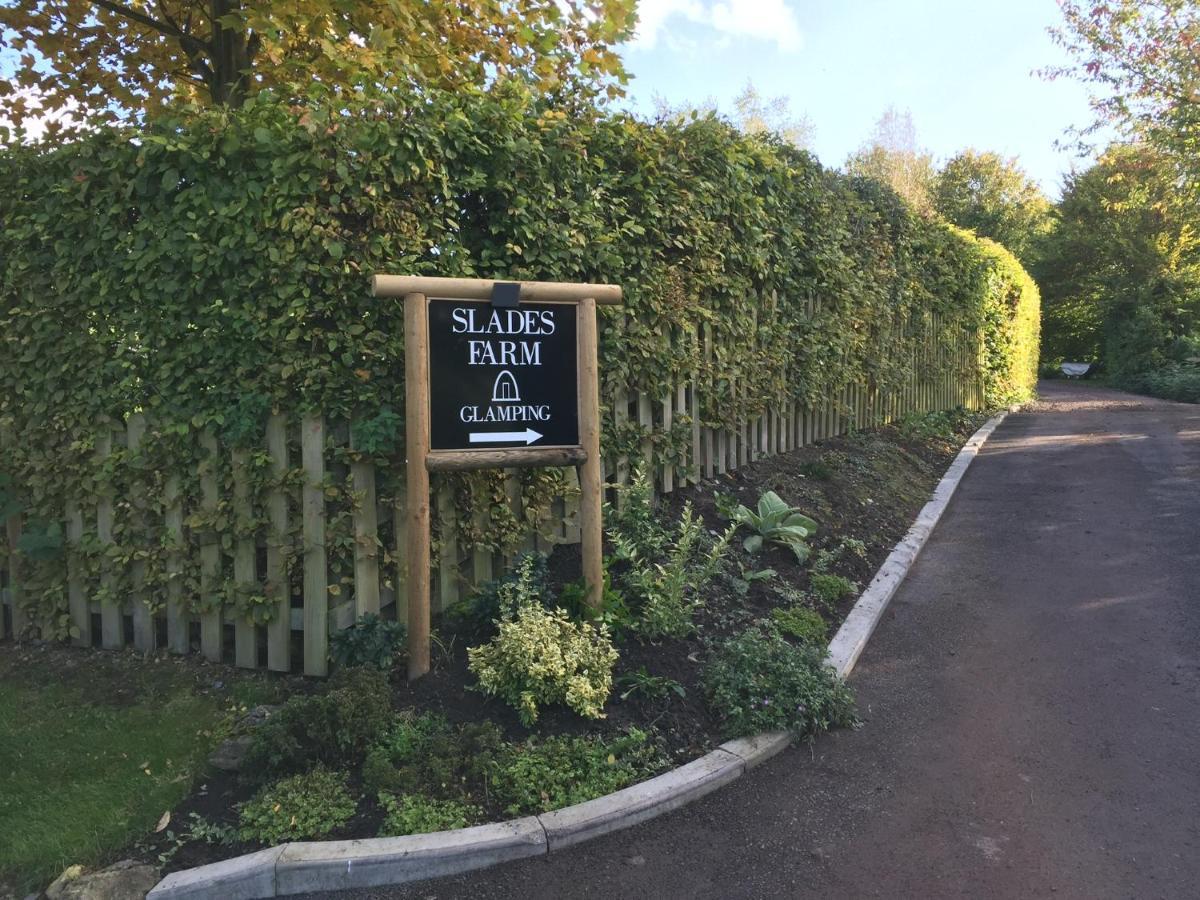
[617,0,1104,196]
[3,1,1103,195]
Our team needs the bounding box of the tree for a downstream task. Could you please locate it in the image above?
[650,81,813,151]
[0,0,637,127]
[1036,144,1200,372]
[1048,1,1200,190]
[845,106,935,213]
[731,82,813,150]
[933,150,1053,265]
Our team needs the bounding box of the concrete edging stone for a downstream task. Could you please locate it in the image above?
[147,411,1008,900]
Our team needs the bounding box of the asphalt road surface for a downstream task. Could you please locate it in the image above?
[313,382,1200,900]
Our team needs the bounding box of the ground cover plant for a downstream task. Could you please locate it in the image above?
[238,769,357,844]
[704,626,858,738]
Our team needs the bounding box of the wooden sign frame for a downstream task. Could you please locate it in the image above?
[371,275,623,680]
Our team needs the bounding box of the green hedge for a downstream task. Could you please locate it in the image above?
[1116,365,1200,404]
[0,84,1039,635]
[966,231,1042,407]
[0,86,1038,431]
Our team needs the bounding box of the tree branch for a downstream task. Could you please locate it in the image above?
[90,0,211,56]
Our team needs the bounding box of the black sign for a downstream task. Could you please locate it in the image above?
[427,298,579,451]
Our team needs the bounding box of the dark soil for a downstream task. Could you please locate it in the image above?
[136,413,986,875]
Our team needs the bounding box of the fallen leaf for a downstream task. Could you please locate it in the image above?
[155,811,171,833]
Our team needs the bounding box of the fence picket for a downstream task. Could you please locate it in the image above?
[472,501,493,586]
[4,512,20,640]
[435,480,459,614]
[392,491,408,623]
[164,474,186,655]
[127,414,155,653]
[351,428,381,620]
[637,393,653,483]
[301,414,328,676]
[66,502,88,647]
[613,388,629,492]
[97,429,121,649]
[265,414,291,671]
[661,390,673,493]
[199,432,222,662]
[232,448,257,668]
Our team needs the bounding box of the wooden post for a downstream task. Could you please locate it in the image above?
[577,296,604,613]
[404,292,432,680]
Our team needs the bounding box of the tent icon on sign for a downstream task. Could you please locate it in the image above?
[492,370,521,403]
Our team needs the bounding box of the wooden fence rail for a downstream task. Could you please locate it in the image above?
[0,317,984,675]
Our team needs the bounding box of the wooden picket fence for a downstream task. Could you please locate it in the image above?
[0,314,983,675]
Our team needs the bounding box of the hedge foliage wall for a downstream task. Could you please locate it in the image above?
[0,84,1039,638]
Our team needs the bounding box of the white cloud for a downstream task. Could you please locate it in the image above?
[629,0,802,53]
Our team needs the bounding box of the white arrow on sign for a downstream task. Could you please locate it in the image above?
[469,428,543,446]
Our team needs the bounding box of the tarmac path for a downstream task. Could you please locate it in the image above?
[321,382,1200,900]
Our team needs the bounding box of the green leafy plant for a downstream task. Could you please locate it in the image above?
[352,406,404,456]
[242,667,392,780]
[446,553,552,640]
[897,408,974,442]
[616,667,686,702]
[558,564,633,635]
[488,729,665,816]
[713,491,743,521]
[704,626,857,738]
[182,813,239,847]
[728,491,818,563]
[377,794,479,836]
[729,564,776,598]
[467,598,618,726]
[1118,363,1200,404]
[607,468,733,639]
[362,714,503,798]
[797,460,833,481]
[238,768,357,845]
[329,613,407,671]
[15,520,64,561]
[768,606,828,645]
[810,538,867,576]
[809,573,857,609]
[606,468,671,560]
